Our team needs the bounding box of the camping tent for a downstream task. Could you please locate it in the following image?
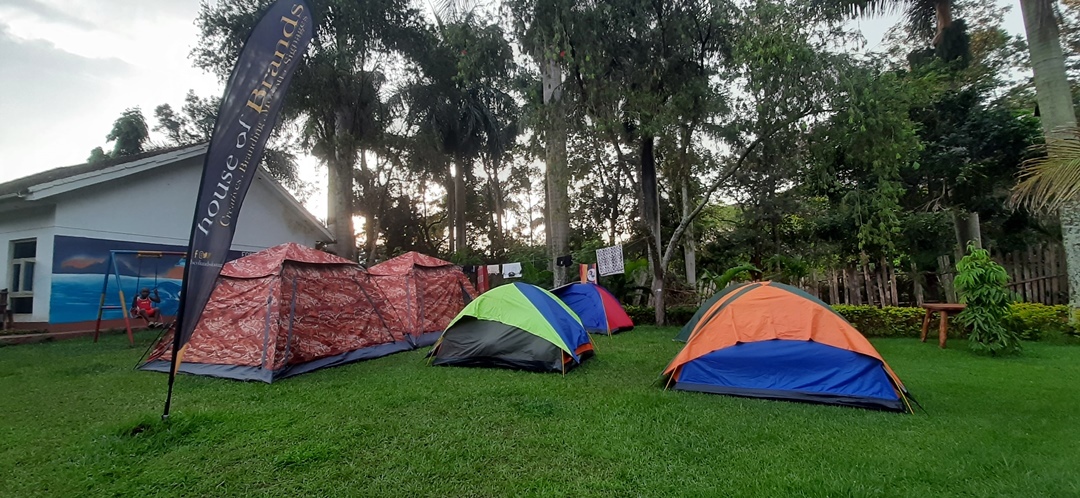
[663,281,912,412]
[430,282,594,373]
[140,243,410,382]
[368,251,477,347]
[551,282,634,335]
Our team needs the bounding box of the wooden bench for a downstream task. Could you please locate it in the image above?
[920,303,966,348]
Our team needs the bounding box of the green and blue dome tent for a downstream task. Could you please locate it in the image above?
[430,282,595,373]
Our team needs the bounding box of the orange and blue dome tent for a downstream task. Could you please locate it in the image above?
[551,282,634,335]
[430,282,595,373]
[663,281,914,412]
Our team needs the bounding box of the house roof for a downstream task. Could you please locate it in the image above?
[0,144,209,200]
[0,144,333,241]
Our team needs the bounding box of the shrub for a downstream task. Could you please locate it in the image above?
[1002,303,1077,342]
[624,305,653,325]
[833,305,936,338]
[621,305,699,327]
[954,243,1021,355]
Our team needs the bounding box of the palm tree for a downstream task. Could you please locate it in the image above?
[1013,127,1080,213]
[402,13,517,255]
[829,0,954,46]
[1013,0,1080,314]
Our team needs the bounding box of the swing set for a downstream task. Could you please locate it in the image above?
[93,250,185,346]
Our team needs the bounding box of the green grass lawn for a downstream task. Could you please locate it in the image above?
[2,327,1079,497]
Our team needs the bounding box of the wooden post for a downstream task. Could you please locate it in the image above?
[861,254,875,306]
[846,266,860,305]
[1050,244,1060,304]
[829,269,840,305]
[920,309,931,342]
[1021,247,1032,302]
[912,262,924,306]
[938,309,949,348]
[1034,245,1043,303]
[876,257,888,307]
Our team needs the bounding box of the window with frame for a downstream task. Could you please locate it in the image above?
[9,239,36,314]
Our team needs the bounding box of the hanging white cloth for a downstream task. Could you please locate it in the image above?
[487,264,501,275]
[596,245,625,276]
[502,262,523,278]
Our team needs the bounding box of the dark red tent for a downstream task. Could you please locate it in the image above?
[368,252,477,346]
[140,243,410,382]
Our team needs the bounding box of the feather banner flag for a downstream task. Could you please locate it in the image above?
[163,0,314,419]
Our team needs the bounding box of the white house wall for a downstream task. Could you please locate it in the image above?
[0,205,56,322]
[1,153,328,328]
[50,155,324,250]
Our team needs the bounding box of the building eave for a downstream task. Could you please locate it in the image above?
[23,144,208,201]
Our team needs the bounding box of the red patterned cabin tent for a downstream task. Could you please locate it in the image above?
[368,251,478,347]
[140,243,410,382]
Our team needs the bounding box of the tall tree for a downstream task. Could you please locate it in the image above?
[827,0,962,54]
[404,12,517,255]
[1015,0,1080,312]
[105,107,149,158]
[152,90,219,146]
[194,0,425,262]
[506,0,574,285]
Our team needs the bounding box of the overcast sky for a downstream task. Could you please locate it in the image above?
[0,0,1028,220]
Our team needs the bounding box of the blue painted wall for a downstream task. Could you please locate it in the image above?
[49,235,246,324]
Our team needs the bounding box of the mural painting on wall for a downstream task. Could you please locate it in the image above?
[50,235,248,324]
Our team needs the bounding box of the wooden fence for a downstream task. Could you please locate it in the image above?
[997,244,1068,305]
[783,244,1069,307]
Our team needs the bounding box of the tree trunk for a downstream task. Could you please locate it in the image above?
[952,210,982,254]
[912,262,925,306]
[326,155,356,262]
[454,162,467,253]
[542,56,570,286]
[649,244,666,326]
[640,136,665,325]
[493,162,505,255]
[1020,0,1080,313]
[933,0,954,46]
[681,178,697,287]
[445,170,455,254]
[365,215,380,267]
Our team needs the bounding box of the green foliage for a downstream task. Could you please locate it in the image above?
[715,264,759,289]
[623,305,706,326]
[833,305,933,338]
[1002,303,1080,343]
[833,302,1077,341]
[106,107,150,157]
[86,146,108,164]
[954,243,1021,355]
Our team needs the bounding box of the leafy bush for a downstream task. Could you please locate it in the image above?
[833,305,936,338]
[1002,303,1077,342]
[954,243,1020,355]
[624,305,654,325]
[622,305,699,326]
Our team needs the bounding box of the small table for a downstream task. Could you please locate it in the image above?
[920,303,967,348]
